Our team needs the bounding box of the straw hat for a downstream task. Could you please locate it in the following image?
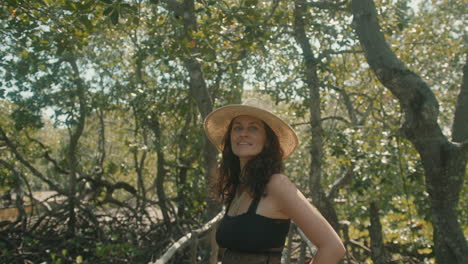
[204,101,299,159]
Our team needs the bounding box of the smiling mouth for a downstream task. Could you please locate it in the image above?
[237,142,251,146]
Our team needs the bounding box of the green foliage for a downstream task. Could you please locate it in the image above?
[0,0,465,263]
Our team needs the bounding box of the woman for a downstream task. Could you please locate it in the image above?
[204,103,346,264]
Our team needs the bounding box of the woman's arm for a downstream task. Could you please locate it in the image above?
[268,174,346,264]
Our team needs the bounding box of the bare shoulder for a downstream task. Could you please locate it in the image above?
[269,173,293,186]
[267,173,299,197]
[265,173,310,218]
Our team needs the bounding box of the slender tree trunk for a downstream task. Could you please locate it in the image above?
[95,109,106,182]
[176,110,193,218]
[151,117,172,227]
[180,1,218,212]
[368,202,387,264]
[351,1,468,263]
[134,129,148,217]
[163,1,219,262]
[132,106,149,218]
[293,0,340,231]
[133,43,149,215]
[176,165,188,217]
[65,57,87,238]
[452,57,468,142]
[181,2,220,261]
[163,0,218,214]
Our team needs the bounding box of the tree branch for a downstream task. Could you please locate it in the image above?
[81,175,137,196]
[96,109,107,170]
[306,0,348,11]
[291,116,351,128]
[25,134,69,175]
[161,0,184,18]
[318,49,364,61]
[0,127,61,192]
[452,54,468,143]
[326,166,354,200]
[459,140,468,156]
[262,0,281,25]
[329,85,359,125]
[351,0,445,145]
[322,116,351,125]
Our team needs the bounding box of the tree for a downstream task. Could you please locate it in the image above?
[293,0,344,232]
[351,0,468,263]
[1,0,465,263]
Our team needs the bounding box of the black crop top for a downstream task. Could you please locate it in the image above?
[216,194,290,254]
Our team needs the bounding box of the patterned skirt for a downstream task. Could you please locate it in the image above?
[221,249,281,264]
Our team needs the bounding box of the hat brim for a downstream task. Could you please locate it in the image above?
[204,105,298,159]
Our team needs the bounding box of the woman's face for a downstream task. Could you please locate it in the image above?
[230,115,267,162]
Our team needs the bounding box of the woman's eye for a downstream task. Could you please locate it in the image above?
[233,126,242,131]
[248,126,258,131]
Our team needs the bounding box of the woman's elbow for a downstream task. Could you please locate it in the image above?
[336,241,346,259]
[315,241,346,264]
[326,239,346,259]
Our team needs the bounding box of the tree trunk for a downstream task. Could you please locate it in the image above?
[180,0,218,211]
[163,0,219,214]
[65,57,88,238]
[162,0,220,262]
[151,117,172,227]
[177,110,194,218]
[368,202,387,264]
[293,0,340,231]
[351,1,468,263]
[133,45,149,215]
[452,56,468,143]
[133,125,148,218]
[179,1,220,262]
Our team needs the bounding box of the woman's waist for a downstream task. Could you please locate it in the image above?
[222,248,282,264]
[225,247,284,257]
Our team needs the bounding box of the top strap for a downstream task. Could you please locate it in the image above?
[247,194,261,214]
[224,185,238,216]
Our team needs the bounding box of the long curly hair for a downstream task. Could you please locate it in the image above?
[214,118,284,205]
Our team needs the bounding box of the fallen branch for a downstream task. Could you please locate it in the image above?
[151,210,224,264]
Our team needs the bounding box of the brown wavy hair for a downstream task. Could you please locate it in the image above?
[214,118,284,205]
